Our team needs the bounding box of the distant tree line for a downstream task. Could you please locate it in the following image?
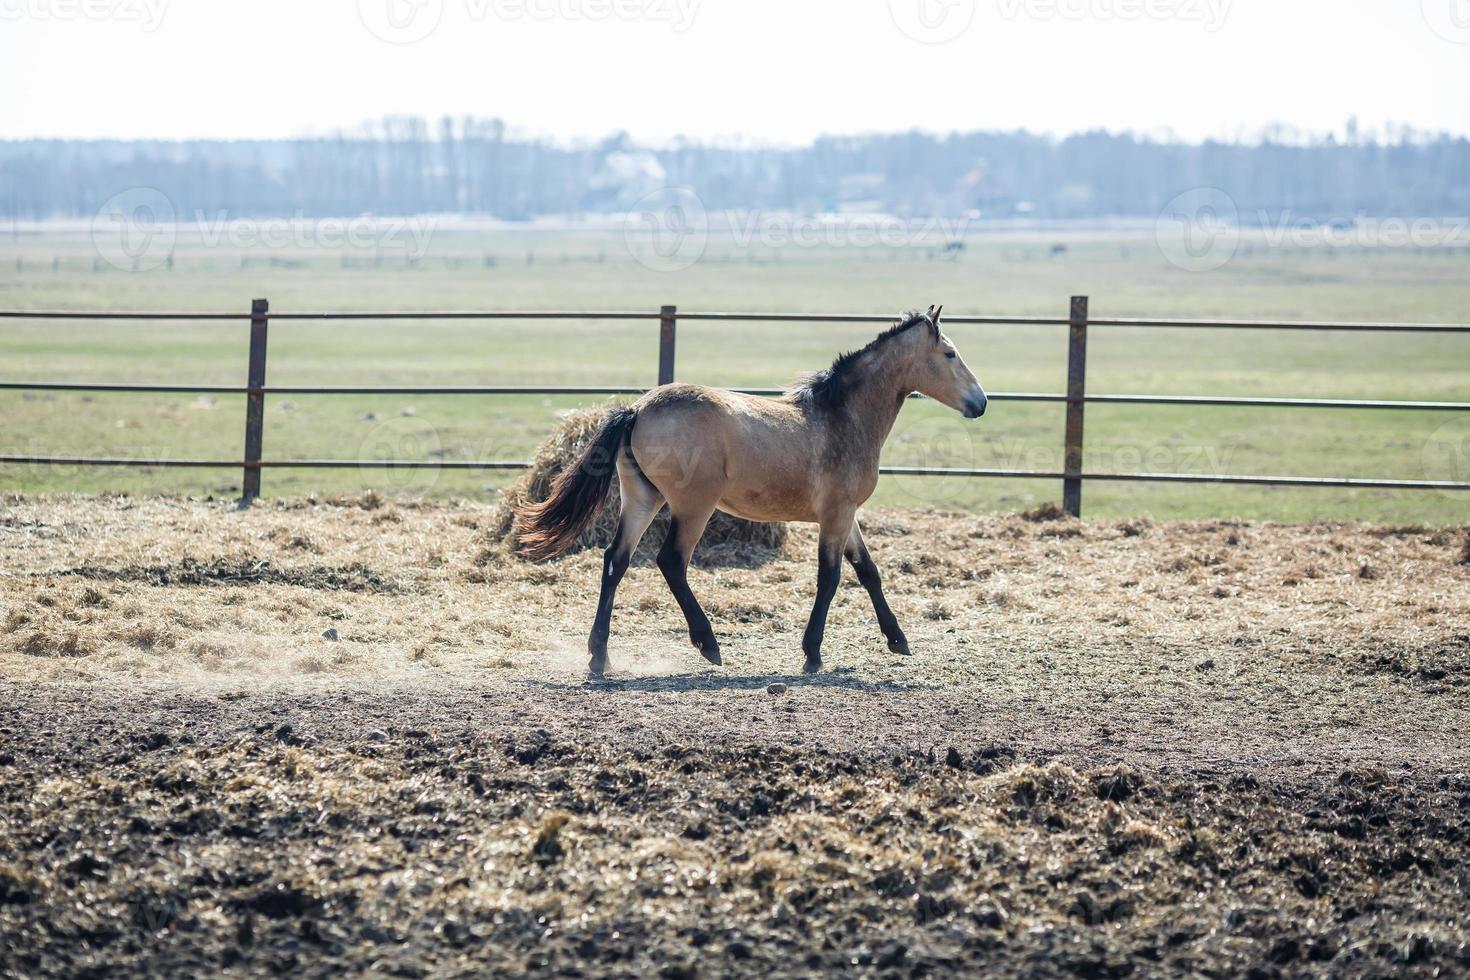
[2,116,1467,221]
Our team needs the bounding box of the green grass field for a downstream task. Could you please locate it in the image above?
[2,224,1468,523]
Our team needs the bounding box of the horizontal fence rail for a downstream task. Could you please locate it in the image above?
[2,299,1469,513]
[3,381,1468,413]
[3,457,1466,492]
[9,308,1470,330]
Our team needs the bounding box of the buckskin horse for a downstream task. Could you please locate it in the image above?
[516,306,988,677]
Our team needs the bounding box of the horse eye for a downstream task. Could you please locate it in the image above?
[944,350,956,359]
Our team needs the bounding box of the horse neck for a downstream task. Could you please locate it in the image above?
[839,348,914,457]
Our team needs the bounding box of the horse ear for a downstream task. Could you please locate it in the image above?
[932,305,943,323]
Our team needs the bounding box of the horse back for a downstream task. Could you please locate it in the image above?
[630,384,822,521]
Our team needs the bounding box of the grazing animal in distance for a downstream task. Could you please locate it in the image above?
[515,306,988,678]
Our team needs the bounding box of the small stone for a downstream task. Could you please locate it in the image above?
[140,732,170,751]
[876,943,908,968]
[322,628,339,641]
[400,406,416,416]
[972,900,1008,929]
[365,730,388,742]
[1196,659,1215,671]
[766,682,788,695]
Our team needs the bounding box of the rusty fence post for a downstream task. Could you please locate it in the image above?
[1062,295,1088,517]
[241,297,268,504]
[658,304,677,385]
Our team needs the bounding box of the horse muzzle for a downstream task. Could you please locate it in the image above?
[963,394,988,419]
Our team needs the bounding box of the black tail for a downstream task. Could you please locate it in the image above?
[515,407,637,561]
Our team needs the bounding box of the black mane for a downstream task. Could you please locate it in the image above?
[788,310,935,410]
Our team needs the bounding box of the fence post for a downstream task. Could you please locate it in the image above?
[658,304,677,385]
[240,298,269,504]
[1062,295,1088,517]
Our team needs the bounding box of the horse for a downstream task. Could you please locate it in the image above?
[515,306,988,678]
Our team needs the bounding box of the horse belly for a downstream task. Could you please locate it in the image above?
[718,473,816,524]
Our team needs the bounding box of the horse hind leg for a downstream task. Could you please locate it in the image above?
[587,459,664,678]
[655,498,721,666]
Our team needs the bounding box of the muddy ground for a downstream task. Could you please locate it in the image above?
[2,495,1469,977]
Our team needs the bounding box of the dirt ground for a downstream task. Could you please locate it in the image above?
[2,494,1469,977]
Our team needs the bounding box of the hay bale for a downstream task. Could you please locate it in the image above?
[491,405,787,562]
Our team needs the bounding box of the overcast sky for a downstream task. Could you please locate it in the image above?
[3,0,1468,145]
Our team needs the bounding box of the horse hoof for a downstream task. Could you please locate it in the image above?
[888,636,911,656]
[587,657,609,679]
[802,657,822,674]
[693,635,722,666]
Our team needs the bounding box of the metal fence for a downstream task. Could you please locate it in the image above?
[2,296,1469,515]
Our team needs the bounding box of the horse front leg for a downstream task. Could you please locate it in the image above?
[845,521,909,656]
[802,513,855,674]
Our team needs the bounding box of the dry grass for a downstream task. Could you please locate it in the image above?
[4,495,1469,709]
[488,406,786,560]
